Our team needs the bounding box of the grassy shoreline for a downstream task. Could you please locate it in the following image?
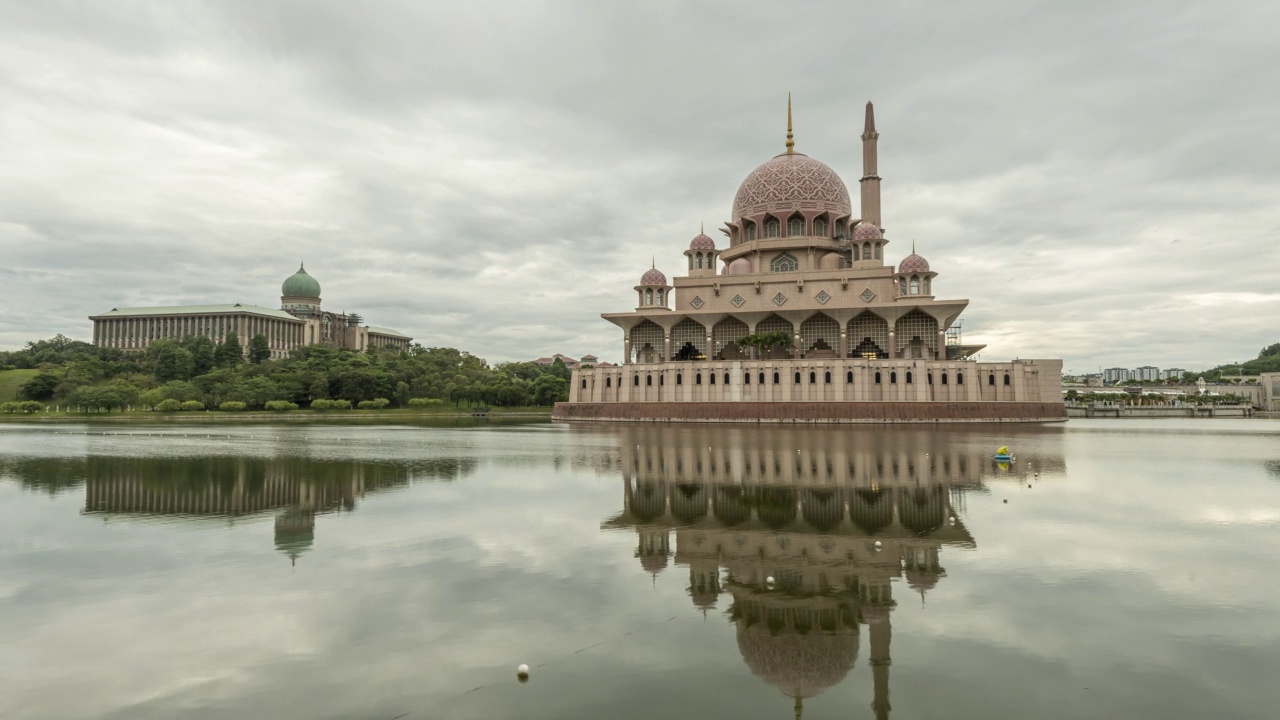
[0,406,554,424]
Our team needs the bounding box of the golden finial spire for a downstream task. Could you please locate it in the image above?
[651,256,655,268]
[912,238,916,253]
[700,222,704,234]
[785,92,795,153]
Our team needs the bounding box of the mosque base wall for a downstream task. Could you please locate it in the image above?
[552,401,1067,423]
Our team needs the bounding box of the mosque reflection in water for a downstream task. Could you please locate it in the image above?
[600,425,1058,719]
[76,455,473,564]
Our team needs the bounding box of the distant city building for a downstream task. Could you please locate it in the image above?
[89,264,411,358]
[1134,366,1161,382]
[1163,368,1187,380]
[1103,368,1132,384]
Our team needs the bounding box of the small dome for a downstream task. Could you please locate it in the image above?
[282,264,321,298]
[852,221,883,241]
[898,253,930,274]
[640,267,668,285]
[733,153,852,223]
[736,623,859,699]
[689,232,716,251]
[727,258,752,275]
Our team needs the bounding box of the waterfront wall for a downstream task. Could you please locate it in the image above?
[553,401,1067,423]
[1065,405,1254,418]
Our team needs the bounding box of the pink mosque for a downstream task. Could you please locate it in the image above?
[555,100,1064,423]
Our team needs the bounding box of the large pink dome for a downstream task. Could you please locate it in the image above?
[898,253,930,274]
[732,153,851,222]
[640,267,668,285]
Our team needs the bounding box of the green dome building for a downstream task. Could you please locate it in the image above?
[281,263,321,299]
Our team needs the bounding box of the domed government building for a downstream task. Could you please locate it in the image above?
[89,264,411,358]
[555,100,1064,423]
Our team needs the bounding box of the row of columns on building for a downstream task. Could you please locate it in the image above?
[94,314,303,353]
[626,327,948,363]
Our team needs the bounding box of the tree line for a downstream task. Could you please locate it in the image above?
[1,334,571,411]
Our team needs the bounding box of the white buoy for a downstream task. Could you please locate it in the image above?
[517,664,529,679]
[765,575,776,588]
[949,516,956,525]
[874,540,882,550]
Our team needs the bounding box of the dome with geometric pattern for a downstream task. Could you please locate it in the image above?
[732,153,852,223]
[640,267,668,285]
[852,220,883,241]
[689,232,716,250]
[898,253,930,274]
[281,264,321,298]
[736,623,859,700]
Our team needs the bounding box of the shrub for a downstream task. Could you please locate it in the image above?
[219,401,248,412]
[330,399,351,410]
[408,398,444,408]
[179,400,205,411]
[1,402,19,414]
[20,401,42,414]
[264,400,299,411]
[311,399,334,410]
[156,398,183,412]
[357,398,390,410]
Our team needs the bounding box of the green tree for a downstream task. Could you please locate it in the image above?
[186,335,216,375]
[394,380,411,408]
[153,343,195,382]
[216,333,244,367]
[18,372,60,401]
[248,334,271,364]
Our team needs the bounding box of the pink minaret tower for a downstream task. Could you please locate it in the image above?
[860,101,882,226]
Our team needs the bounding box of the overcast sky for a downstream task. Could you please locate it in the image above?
[2,1,1277,374]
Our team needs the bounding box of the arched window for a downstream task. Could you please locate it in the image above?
[906,371,913,384]
[745,222,757,241]
[928,373,933,384]
[899,277,907,296]
[957,372,964,385]
[709,372,715,385]
[759,372,766,384]
[695,254,703,269]
[923,278,931,295]
[1004,373,1011,386]
[764,218,780,238]
[581,379,587,388]
[646,289,653,305]
[988,374,995,386]
[910,276,920,295]
[874,244,882,259]
[853,244,861,261]
[890,371,897,384]
[941,373,948,385]
[794,371,801,384]
[677,373,684,385]
[606,377,612,388]
[862,241,871,259]
[875,371,882,384]
[723,373,730,385]
[824,371,831,384]
[773,372,780,384]
[846,370,853,383]
[809,371,816,384]
[646,375,652,386]
[770,252,799,272]
[695,372,702,385]
[656,290,664,305]
[813,217,828,237]
[659,374,665,385]
[788,215,804,237]
[745,373,751,385]
[634,375,640,386]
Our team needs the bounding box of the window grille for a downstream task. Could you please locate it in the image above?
[770,252,799,272]
[799,314,839,355]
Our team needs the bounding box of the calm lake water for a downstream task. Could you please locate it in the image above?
[1,418,1278,720]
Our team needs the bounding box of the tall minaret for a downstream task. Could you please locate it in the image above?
[870,616,892,720]
[860,101,882,226]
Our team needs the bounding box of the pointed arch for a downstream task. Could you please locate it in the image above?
[848,312,889,359]
[630,320,664,363]
[799,313,839,357]
[712,317,749,359]
[755,314,795,359]
[770,252,799,272]
[671,318,707,361]
[763,215,780,238]
[812,214,828,238]
[787,212,805,237]
[895,309,939,359]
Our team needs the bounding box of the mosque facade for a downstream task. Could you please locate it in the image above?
[88,264,411,359]
[555,101,1063,423]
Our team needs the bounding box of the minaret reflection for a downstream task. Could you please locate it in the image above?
[601,424,1028,719]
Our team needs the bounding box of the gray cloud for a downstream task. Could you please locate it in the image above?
[2,0,1278,372]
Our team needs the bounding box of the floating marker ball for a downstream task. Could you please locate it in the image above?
[517,664,529,680]
[874,540,883,550]
[765,576,776,588]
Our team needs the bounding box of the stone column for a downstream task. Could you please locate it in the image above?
[663,335,671,363]
[887,330,896,359]
[937,329,946,360]
[839,330,848,359]
[623,334,631,364]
